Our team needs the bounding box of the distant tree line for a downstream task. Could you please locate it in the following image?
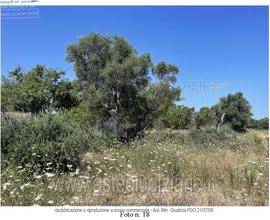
[247,117,269,130]
[1,33,268,139]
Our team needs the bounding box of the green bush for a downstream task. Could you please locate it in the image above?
[258,117,269,129]
[1,114,105,173]
[161,105,194,129]
[195,107,215,129]
[187,127,242,149]
[64,102,99,127]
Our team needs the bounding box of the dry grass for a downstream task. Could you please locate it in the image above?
[1,129,268,206]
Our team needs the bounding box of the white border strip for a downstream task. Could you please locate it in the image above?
[0,0,270,6]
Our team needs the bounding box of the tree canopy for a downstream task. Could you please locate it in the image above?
[1,65,79,113]
[66,33,181,139]
[195,92,252,132]
[218,92,252,132]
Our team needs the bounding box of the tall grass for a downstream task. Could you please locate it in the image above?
[1,115,268,206]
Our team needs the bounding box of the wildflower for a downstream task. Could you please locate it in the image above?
[21,183,30,190]
[3,182,11,188]
[79,175,90,180]
[161,189,170,193]
[46,162,53,166]
[127,164,132,168]
[45,173,55,178]
[34,194,42,201]
[96,168,102,173]
[67,164,73,169]
[258,173,263,176]
[48,200,54,204]
[34,174,42,179]
[72,196,79,201]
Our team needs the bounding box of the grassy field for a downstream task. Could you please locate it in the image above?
[1,126,268,206]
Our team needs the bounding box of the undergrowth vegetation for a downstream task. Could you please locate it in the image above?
[1,114,107,173]
[1,114,268,206]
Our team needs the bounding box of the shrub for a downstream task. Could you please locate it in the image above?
[1,113,105,173]
[65,102,98,126]
[187,127,244,149]
[258,117,269,129]
[162,105,194,129]
[247,118,259,129]
[195,107,215,129]
[247,117,269,130]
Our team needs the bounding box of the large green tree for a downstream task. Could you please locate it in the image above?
[66,33,180,139]
[217,92,252,132]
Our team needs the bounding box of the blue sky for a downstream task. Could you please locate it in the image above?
[1,6,268,119]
